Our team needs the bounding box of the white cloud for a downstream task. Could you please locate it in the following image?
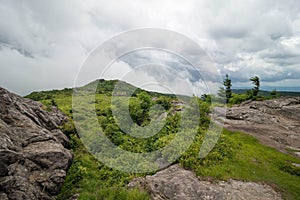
[280,36,300,47]
[0,0,300,95]
[224,64,240,72]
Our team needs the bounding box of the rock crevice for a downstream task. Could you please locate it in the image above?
[0,87,73,200]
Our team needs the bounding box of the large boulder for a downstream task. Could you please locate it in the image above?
[0,87,73,200]
[214,97,300,157]
[129,164,282,200]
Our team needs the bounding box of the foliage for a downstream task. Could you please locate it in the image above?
[250,76,260,99]
[56,131,150,200]
[216,87,226,104]
[228,93,250,105]
[179,129,300,199]
[232,89,300,98]
[200,94,212,103]
[95,188,150,200]
[26,79,300,200]
[156,96,172,110]
[129,92,151,126]
[223,74,232,103]
[25,88,72,101]
[270,89,277,99]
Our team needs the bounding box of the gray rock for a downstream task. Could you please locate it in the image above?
[129,164,282,200]
[214,97,300,157]
[0,87,73,199]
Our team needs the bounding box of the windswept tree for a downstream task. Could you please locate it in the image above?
[223,74,232,103]
[217,86,226,99]
[250,76,260,98]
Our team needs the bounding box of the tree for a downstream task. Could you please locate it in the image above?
[137,92,151,110]
[223,74,232,103]
[51,99,57,107]
[157,97,171,110]
[200,94,211,103]
[217,86,225,99]
[129,92,151,126]
[250,76,260,98]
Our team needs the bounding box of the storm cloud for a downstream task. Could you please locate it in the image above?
[0,0,299,95]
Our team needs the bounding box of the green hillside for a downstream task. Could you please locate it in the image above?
[25,79,300,200]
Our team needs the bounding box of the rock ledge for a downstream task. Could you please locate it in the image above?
[0,87,73,200]
[129,164,282,200]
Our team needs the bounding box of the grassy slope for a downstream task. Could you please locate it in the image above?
[180,130,300,199]
[25,80,300,200]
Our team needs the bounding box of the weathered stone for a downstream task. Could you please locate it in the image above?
[213,97,300,157]
[129,164,282,200]
[0,87,73,199]
[0,163,8,176]
[0,193,9,200]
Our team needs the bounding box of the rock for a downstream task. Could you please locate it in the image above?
[0,87,73,199]
[214,97,300,157]
[129,164,282,200]
[0,193,9,200]
[69,193,80,200]
[0,163,8,176]
[292,163,300,168]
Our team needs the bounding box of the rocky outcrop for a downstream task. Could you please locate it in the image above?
[128,164,282,200]
[214,97,300,158]
[0,87,73,200]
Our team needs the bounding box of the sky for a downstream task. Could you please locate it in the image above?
[0,0,300,96]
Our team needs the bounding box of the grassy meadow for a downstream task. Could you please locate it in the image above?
[25,80,300,200]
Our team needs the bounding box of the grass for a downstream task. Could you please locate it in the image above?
[25,80,300,200]
[56,134,150,200]
[179,129,300,200]
[59,126,300,199]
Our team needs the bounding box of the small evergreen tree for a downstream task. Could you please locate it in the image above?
[250,76,260,98]
[217,86,225,98]
[223,74,232,103]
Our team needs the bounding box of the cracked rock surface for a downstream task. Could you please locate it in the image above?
[0,87,73,200]
[213,97,300,158]
[129,164,282,200]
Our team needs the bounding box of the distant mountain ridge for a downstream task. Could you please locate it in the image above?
[233,89,300,97]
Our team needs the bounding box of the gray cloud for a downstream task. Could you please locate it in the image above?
[0,0,300,95]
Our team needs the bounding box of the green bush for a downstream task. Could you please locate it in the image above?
[279,162,300,176]
[229,93,250,104]
[27,80,300,200]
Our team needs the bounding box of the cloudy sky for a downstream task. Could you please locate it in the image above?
[0,0,300,96]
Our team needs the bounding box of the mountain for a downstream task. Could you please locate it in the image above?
[25,79,177,102]
[16,79,300,200]
[0,87,73,200]
[233,89,300,97]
